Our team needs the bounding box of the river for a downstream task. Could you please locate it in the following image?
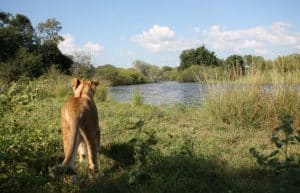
[110,81,300,106]
[110,81,207,106]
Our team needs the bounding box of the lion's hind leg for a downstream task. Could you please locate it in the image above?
[78,140,87,163]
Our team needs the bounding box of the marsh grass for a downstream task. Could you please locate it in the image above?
[1,65,300,193]
[201,62,300,130]
[203,82,300,130]
[95,84,109,102]
[132,89,143,107]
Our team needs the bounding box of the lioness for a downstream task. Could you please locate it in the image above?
[51,78,100,180]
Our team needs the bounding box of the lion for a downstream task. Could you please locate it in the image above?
[50,78,100,182]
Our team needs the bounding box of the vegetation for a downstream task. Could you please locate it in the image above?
[1,11,300,193]
[94,64,146,86]
[250,114,300,192]
[133,60,178,82]
[0,12,73,84]
[179,45,219,70]
[131,89,143,107]
[0,67,299,193]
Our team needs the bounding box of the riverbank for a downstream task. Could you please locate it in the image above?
[1,77,299,193]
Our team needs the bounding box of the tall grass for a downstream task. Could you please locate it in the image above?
[202,70,300,130]
[132,89,143,107]
[95,85,108,102]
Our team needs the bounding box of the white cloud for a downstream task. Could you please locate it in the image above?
[198,22,300,57]
[132,25,200,52]
[58,34,104,56]
[58,34,77,54]
[84,42,104,56]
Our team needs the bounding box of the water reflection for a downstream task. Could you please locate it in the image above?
[110,81,204,106]
[109,81,300,106]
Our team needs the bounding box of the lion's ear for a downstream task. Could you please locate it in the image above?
[71,78,80,90]
[91,81,99,88]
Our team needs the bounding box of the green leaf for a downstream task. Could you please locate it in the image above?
[268,150,280,157]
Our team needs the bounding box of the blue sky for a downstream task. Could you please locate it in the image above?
[1,0,300,67]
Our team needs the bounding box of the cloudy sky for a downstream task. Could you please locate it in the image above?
[2,0,300,67]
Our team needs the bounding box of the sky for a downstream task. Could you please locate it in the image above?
[1,0,300,67]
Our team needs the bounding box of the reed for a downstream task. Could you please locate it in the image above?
[132,89,143,107]
[202,71,300,130]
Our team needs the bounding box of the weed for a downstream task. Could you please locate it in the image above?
[250,113,300,192]
[132,89,143,107]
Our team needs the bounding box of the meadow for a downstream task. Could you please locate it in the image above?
[1,67,300,193]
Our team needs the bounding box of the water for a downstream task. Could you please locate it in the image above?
[109,81,206,106]
[110,81,300,106]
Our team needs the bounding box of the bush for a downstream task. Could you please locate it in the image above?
[250,114,300,192]
[177,66,198,82]
[0,48,43,83]
[0,80,61,192]
[132,89,143,107]
[96,84,108,102]
[95,65,146,86]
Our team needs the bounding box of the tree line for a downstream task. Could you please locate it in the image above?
[1,12,299,86]
[178,45,300,81]
[0,12,73,84]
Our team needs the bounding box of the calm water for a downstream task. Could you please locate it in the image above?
[110,81,207,106]
[110,81,300,106]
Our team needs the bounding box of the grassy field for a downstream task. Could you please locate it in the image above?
[0,73,300,193]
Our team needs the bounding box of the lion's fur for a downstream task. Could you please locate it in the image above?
[55,78,100,179]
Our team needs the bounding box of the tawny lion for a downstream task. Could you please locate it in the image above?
[51,78,100,180]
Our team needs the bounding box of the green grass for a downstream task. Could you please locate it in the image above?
[0,76,299,193]
[203,83,300,130]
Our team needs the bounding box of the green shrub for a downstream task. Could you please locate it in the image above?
[132,89,143,107]
[250,114,300,192]
[0,80,61,192]
[177,66,198,82]
[96,84,108,102]
[95,65,146,86]
[0,48,43,83]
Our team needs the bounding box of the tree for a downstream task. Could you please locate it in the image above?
[225,55,246,78]
[37,41,73,73]
[0,12,12,27]
[0,12,73,82]
[179,45,219,70]
[244,55,266,71]
[0,12,36,62]
[71,51,94,78]
[37,18,63,44]
[0,48,43,83]
[133,60,162,82]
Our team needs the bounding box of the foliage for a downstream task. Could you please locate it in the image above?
[95,64,146,85]
[225,55,246,79]
[177,65,230,82]
[0,76,299,193]
[95,84,108,102]
[0,12,36,62]
[0,79,61,193]
[133,60,163,82]
[37,41,73,73]
[132,89,143,107]
[250,114,300,192]
[176,65,198,82]
[244,55,267,71]
[37,18,63,44]
[0,48,43,83]
[179,45,219,70]
[71,51,95,79]
[273,54,300,72]
[203,84,300,130]
[0,12,73,83]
